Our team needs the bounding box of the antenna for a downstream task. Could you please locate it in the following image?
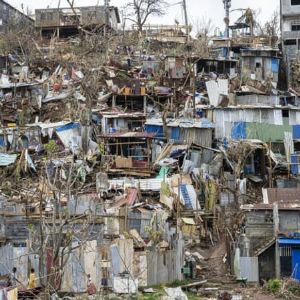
[104,0,110,35]
[104,0,110,20]
[222,0,231,38]
[182,0,189,41]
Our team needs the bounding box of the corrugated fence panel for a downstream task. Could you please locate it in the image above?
[240,257,258,282]
[179,128,212,147]
[291,154,300,175]
[0,245,13,275]
[171,127,180,141]
[13,247,28,286]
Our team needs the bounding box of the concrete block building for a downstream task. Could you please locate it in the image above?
[281,0,300,85]
[35,6,120,38]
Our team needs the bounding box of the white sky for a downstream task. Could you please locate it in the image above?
[7,0,280,33]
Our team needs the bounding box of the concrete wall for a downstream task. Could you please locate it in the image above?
[279,211,300,232]
[281,0,300,16]
[281,0,300,85]
[246,210,300,236]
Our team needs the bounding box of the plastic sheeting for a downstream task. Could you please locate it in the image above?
[179,184,197,210]
[0,154,17,166]
[113,276,138,294]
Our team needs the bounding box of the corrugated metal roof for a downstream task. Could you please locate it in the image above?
[0,154,18,166]
[145,118,214,129]
[56,122,81,132]
[101,112,146,118]
[126,188,138,206]
[279,238,300,245]
[263,188,300,204]
[100,132,156,138]
[241,201,300,211]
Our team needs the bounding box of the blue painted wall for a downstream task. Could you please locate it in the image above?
[145,124,164,138]
[231,122,247,140]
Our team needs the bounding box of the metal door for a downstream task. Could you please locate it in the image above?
[292,248,300,281]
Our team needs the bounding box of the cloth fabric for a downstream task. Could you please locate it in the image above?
[28,273,36,289]
[7,288,17,300]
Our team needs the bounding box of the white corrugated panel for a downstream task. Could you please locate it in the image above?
[289,111,300,125]
[217,79,229,96]
[224,122,233,139]
[274,110,283,125]
[206,80,229,106]
[214,110,224,139]
[240,257,258,282]
[206,80,220,106]
[108,178,163,191]
[290,111,297,125]
[296,111,300,124]
[138,178,163,190]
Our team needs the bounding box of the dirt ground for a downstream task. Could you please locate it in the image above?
[248,292,279,300]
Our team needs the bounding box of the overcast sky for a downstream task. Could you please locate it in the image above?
[7,0,280,33]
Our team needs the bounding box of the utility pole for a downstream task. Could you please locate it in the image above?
[104,0,110,36]
[182,0,189,41]
[222,0,231,38]
[273,202,280,279]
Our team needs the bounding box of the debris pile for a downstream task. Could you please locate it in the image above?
[0,1,299,300]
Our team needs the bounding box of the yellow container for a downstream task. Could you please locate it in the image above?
[140,87,146,95]
[124,87,131,95]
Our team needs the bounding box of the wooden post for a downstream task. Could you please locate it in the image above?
[268,142,273,188]
[125,204,128,232]
[176,178,180,234]
[143,95,147,114]
[147,138,150,167]
[112,94,116,107]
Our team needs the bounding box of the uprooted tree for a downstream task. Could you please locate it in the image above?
[125,0,168,33]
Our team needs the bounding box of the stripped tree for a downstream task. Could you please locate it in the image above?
[126,0,168,33]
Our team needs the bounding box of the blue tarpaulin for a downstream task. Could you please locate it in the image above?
[56,122,80,132]
[271,58,279,73]
[0,135,4,146]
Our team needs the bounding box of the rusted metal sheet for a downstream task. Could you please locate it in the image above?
[263,188,300,204]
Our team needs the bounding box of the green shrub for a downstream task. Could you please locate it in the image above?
[267,279,281,294]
